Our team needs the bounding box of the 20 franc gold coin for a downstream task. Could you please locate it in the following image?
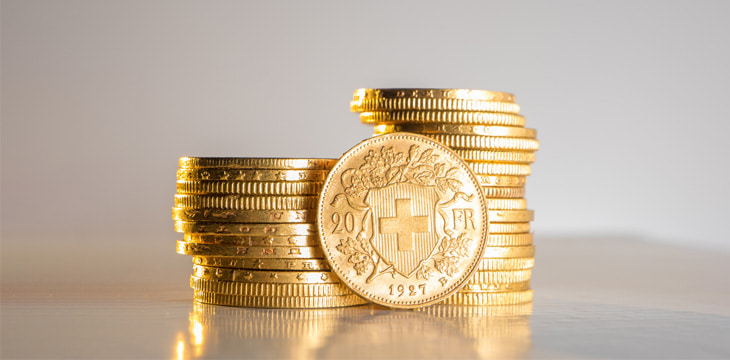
[317,132,489,309]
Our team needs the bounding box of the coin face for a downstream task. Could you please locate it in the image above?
[318,132,489,308]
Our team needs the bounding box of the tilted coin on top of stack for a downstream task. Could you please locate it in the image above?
[351,88,539,305]
[173,157,368,308]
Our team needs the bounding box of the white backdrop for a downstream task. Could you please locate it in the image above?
[2,0,729,257]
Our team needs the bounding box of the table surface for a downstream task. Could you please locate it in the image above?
[2,236,730,359]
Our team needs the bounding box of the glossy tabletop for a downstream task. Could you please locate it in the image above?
[2,236,729,359]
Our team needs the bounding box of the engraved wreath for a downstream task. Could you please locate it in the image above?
[331,145,474,283]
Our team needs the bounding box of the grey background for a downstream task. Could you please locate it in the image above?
[2,0,729,283]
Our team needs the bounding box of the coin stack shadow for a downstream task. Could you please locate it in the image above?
[351,89,538,305]
[173,157,368,308]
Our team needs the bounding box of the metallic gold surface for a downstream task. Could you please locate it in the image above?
[482,245,536,259]
[480,186,526,198]
[174,194,317,210]
[477,257,535,271]
[193,291,368,308]
[172,207,315,223]
[374,124,536,138]
[174,221,317,235]
[485,198,528,210]
[177,168,329,182]
[360,111,526,127]
[467,269,532,284]
[468,162,532,176]
[192,265,341,284]
[454,149,535,163]
[176,181,324,195]
[489,210,535,222]
[184,234,320,247]
[318,133,489,308]
[488,222,531,234]
[440,289,534,305]
[351,98,520,113]
[179,157,336,170]
[461,280,532,292]
[190,276,351,296]
[352,88,516,103]
[177,241,324,259]
[477,175,528,187]
[192,256,330,271]
[485,233,534,246]
[424,134,540,151]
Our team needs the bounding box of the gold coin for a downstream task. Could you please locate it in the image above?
[488,223,531,234]
[179,157,336,170]
[351,98,520,113]
[193,291,368,308]
[176,181,324,195]
[423,134,539,151]
[477,257,534,271]
[177,241,324,259]
[190,276,350,296]
[374,124,536,138]
[172,207,315,223]
[192,265,339,284]
[184,234,320,247]
[192,256,330,271]
[461,280,531,292]
[483,245,535,258]
[360,111,526,127]
[486,233,533,246]
[352,88,516,103]
[485,199,528,210]
[174,194,317,210]
[467,269,532,285]
[454,149,535,164]
[477,175,527,187]
[469,162,531,176]
[489,210,534,222]
[177,168,328,182]
[440,289,533,306]
[481,186,526,199]
[174,221,317,235]
[318,133,489,309]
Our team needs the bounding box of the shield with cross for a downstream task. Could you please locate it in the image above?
[364,182,443,278]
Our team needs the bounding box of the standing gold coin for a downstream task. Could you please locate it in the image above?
[176,181,324,195]
[177,168,328,182]
[439,289,534,305]
[177,241,324,258]
[318,133,489,308]
[373,124,537,138]
[193,291,367,308]
[172,207,315,223]
[360,111,526,127]
[179,157,336,170]
[192,265,340,283]
[184,234,320,247]
[174,221,317,235]
[192,256,330,271]
[352,88,516,103]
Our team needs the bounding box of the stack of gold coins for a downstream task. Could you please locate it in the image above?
[351,89,538,305]
[173,157,368,308]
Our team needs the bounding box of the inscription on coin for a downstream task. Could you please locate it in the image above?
[318,133,488,308]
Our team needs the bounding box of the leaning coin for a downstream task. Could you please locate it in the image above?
[439,289,534,306]
[360,111,526,127]
[179,157,336,170]
[482,245,535,258]
[177,168,329,182]
[489,210,535,222]
[190,276,350,296]
[193,291,368,308]
[184,234,320,247]
[192,256,330,271]
[177,241,325,258]
[373,124,536,138]
[176,181,324,195]
[172,207,316,223]
[318,133,489,309]
[192,265,340,284]
[174,221,317,235]
[352,88,516,103]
